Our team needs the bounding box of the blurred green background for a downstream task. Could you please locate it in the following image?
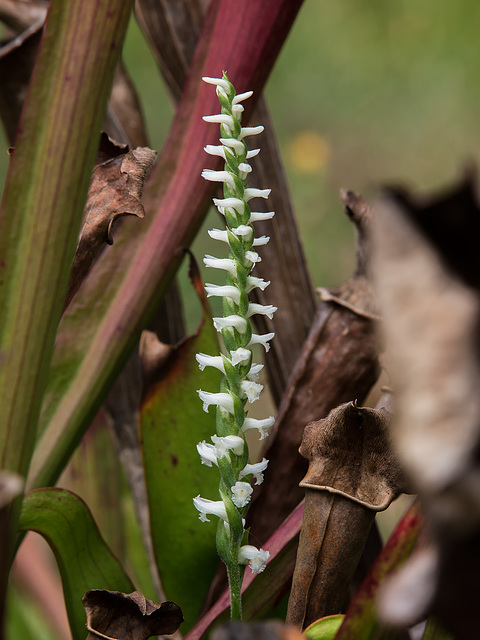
[2,1,480,291]
[118,1,480,292]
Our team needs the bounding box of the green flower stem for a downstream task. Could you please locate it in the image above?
[227,560,243,621]
[194,73,276,619]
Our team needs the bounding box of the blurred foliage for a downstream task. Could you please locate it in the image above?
[266,1,480,286]
[2,2,478,308]
[2,3,480,291]
[6,583,59,640]
[124,0,480,296]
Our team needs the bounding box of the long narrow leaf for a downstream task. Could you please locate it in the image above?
[0,0,133,481]
[28,0,304,491]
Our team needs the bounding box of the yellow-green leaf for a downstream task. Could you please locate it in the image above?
[305,615,345,640]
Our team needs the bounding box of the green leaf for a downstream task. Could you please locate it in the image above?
[140,259,221,630]
[0,0,134,481]
[19,488,134,640]
[60,415,126,559]
[5,584,57,640]
[305,615,345,640]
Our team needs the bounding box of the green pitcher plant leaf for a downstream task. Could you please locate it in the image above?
[27,0,304,493]
[0,2,134,618]
[19,488,134,640]
[140,255,221,630]
[0,0,133,476]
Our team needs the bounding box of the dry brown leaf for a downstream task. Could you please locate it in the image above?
[83,590,183,640]
[286,402,407,629]
[300,402,407,511]
[65,134,156,308]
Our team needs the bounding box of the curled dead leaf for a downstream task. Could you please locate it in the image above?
[83,589,182,640]
[300,401,407,511]
[65,134,157,309]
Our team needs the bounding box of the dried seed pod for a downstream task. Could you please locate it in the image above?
[286,402,408,629]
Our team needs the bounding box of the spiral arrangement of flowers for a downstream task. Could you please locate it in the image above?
[193,73,276,619]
